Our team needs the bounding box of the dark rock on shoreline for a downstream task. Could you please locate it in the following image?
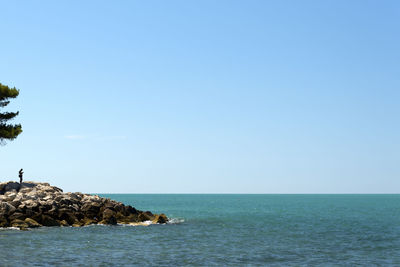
[0,181,168,229]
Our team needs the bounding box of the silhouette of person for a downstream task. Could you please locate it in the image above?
[19,168,24,184]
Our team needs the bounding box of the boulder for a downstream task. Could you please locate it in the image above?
[153,214,168,224]
[10,219,29,229]
[8,212,27,221]
[82,217,97,226]
[138,212,154,222]
[19,187,34,194]
[41,215,61,226]
[59,220,69,226]
[10,199,22,208]
[72,221,84,227]
[125,205,137,214]
[58,210,78,225]
[23,199,38,209]
[102,208,117,225]
[24,218,41,228]
[81,202,101,217]
[20,182,36,189]
[0,202,16,215]
[4,182,20,192]
[4,191,17,202]
[0,180,168,228]
[118,213,138,224]
[0,217,9,227]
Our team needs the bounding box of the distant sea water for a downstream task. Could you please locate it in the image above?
[1,194,400,266]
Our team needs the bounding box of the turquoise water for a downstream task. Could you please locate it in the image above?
[1,194,400,266]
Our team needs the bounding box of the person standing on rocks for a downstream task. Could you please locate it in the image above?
[19,168,24,184]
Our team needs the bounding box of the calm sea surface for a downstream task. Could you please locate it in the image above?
[1,194,400,266]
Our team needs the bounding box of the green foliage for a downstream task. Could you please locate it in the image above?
[0,83,22,144]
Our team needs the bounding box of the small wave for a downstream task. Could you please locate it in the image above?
[0,227,21,231]
[117,220,153,227]
[117,218,184,227]
[167,218,185,224]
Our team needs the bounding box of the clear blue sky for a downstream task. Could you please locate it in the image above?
[1,0,399,193]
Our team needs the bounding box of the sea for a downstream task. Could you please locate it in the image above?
[1,194,400,266]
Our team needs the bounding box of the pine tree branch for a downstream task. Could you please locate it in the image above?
[0,123,22,140]
[0,83,22,145]
[0,83,19,101]
[0,111,19,122]
[0,101,10,107]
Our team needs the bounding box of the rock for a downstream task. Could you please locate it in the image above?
[153,214,168,224]
[125,205,137,214]
[41,215,60,226]
[38,200,53,212]
[0,183,5,194]
[8,212,27,221]
[24,218,41,228]
[20,182,36,188]
[81,202,101,218]
[0,217,9,227]
[4,191,17,202]
[23,199,38,210]
[58,210,78,225]
[103,208,115,218]
[19,187,33,194]
[0,202,16,215]
[52,186,63,193]
[72,221,84,227]
[102,208,117,225]
[0,180,168,228]
[104,202,116,211]
[138,212,154,222]
[59,220,69,226]
[144,211,154,217]
[10,199,22,208]
[115,211,126,221]
[10,219,29,229]
[45,207,59,218]
[82,218,96,226]
[4,182,20,192]
[118,213,138,224]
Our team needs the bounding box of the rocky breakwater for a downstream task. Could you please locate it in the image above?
[0,181,168,229]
